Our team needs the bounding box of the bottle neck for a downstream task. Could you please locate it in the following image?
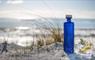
[67,19,71,22]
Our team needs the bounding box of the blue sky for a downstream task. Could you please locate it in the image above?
[0,0,95,19]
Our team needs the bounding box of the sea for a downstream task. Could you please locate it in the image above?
[0,18,95,46]
[0,18,95,29]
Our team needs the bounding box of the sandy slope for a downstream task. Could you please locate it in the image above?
[0,41,95,60]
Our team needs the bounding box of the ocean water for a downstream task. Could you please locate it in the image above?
[0,18,95,46]
[0,18,95,29]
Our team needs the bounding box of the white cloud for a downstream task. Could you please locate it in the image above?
[67,9,95,19]
[31,9,95,19]
[0,10,40,19]
[0,9,95,19]
[7,0,23,4]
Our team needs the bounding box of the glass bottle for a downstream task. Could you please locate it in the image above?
[64,15,74,54]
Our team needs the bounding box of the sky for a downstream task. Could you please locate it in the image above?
[0,0,95,19]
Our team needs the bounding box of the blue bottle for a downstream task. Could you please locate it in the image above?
[64,15,74,54]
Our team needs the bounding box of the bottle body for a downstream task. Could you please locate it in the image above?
[64,21,74,54]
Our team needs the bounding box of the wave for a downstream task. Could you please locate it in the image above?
[0,27,95,46]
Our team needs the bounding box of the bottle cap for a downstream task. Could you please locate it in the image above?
[66,15,72,20]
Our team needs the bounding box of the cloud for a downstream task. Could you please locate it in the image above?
[32,9,95,19]
[6,0,23,4]
[0,9,95,19]
[0,10,40,19]
[65,9,95,19]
